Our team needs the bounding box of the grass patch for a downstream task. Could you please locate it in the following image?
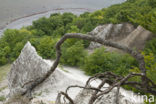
[59,64,69,73]
[0,64,11,82]
[0,95,6,101]
[0,86,7,92]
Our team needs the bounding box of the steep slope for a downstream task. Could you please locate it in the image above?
[89,23,154,51]
[8,42,85,102]
[120,26,154,50]
[5,42,144,104]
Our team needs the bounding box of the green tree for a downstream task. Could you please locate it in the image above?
[11,42,24,60]
[61,39,87,66]
[32,17,52,35]
[62,13,76,26]
[147,0,156,8]
[83,47,137,75]
[144,37,156,57]
[37,36,58,59]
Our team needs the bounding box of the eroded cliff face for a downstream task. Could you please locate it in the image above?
[8,41,51,97]
[89,23,154,51]
[120,26,154,50]
[7,42,85,103]
[6,42,144,104]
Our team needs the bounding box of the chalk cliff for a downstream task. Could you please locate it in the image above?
[6,42,143,104]
[8,42,84,103]
[89,23,154,51]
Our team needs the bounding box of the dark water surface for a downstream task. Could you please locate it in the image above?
[0,0,125,28]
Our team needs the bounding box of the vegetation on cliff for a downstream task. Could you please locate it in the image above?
[0,0,156,98]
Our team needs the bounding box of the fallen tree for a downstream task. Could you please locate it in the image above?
[12,33,156,104]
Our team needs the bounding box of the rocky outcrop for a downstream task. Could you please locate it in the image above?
[8,41,52,97]
[89,23,154,51]
[8,42,85,103]
[7,42,144,104]
[119,26,154,50]
[74,89,135,104]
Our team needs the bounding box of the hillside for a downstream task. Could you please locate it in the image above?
[0,0,156,66]
[0,0,156,103]
[2,42,143,104]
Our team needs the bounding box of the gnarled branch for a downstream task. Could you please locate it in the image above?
[18,33,155,104]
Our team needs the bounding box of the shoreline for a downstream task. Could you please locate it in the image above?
[0,8,95,30]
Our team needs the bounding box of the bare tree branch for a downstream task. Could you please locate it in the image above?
[15,33,155,104]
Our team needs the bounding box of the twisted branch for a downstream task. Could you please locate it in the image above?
[18,33,155,104]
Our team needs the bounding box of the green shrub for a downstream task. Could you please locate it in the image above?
[82,47,137,75]
[144,37,156,57]
[36,36,58,59]
[0,29,32,65]
[127,52,156,94]
[61,39,87,66]
[0,0,156,72]
[0,96,6,101]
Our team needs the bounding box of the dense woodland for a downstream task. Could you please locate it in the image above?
[0,0,156,102]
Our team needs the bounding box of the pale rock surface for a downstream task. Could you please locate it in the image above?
[0,79,9,104]
[74,79,144,104]
[8,41,51,97]
[74,88,143,104]
[89,23,135,49]
[119,26,154,50]
[7,42,86,103]
[7,42,144,104]
[89,23,154,51]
